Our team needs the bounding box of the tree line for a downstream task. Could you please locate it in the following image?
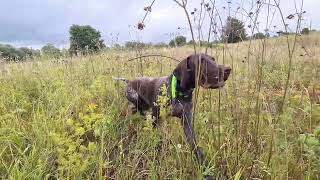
[124,18,315,49]
[1,17,315,62]
[0,25,106,62]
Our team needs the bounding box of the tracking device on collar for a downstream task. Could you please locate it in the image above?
[171,75,193,101]
[171,75,178,99]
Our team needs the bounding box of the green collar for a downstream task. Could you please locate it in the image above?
[171,75,193,100]
[171,75,177,99]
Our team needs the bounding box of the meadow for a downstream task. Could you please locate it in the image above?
[0,33,319,179]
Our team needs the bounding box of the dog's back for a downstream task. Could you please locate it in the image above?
[128,76,168,106]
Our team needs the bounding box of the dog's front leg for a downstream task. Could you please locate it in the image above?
[182,103,214,180]
[151,105,160,127]
[181,102,205,165]
[126,87,139,114]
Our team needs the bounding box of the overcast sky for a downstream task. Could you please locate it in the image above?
[0,0,318,49]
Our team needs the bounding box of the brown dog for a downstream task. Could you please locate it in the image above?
[114,53,231,177]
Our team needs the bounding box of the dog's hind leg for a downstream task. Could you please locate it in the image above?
[128,102,138,114]
[126,87,148,116]
[151,105,160,127]
[126,87,139,114]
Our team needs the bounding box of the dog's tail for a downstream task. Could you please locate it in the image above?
[112,76,129,84]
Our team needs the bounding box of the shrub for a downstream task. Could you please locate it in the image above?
[41,44,62,59]
[169,36,186,47]
[252,32,266,39]
[19,47,41,59]
[125,41,152,49]
[301,28,310,35]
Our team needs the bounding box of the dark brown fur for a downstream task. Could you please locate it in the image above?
[117,54,231,179]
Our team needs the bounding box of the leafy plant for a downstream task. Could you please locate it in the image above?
[49,103,104,178]
[299,127,320,178]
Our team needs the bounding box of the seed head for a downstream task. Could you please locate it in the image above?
[138,22,145,30]
[144,6,152,12]
[287,14,294,19]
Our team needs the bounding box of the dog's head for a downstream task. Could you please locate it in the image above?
[173,53,231,89]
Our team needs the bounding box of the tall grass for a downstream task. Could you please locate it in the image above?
[0,33,320,179]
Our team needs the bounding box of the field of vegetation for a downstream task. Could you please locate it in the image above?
[0,32,319,179]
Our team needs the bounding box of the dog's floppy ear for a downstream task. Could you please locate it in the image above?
[173,56,191,89]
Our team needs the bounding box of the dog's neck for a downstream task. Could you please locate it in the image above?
[170,74,193,101]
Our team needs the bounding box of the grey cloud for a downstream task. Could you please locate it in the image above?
[0,0,202,47]
[0,0,318,49]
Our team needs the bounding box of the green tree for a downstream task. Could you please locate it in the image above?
[125,41,151,49]
[0,44,26,61]
[169,36,186,47]
[0,44,41,61]
[112,43,123,49]
[301,28,310,35]
[223,17,247,43]
[153,42,167,48]
[252,32,266,39]
[19,47,40,58]
[61,48,69,57]
[41,44,62,59]
[187,40,195,45]
[69,25,106,55]
[19,47,33,57]
[187,40,215,47]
